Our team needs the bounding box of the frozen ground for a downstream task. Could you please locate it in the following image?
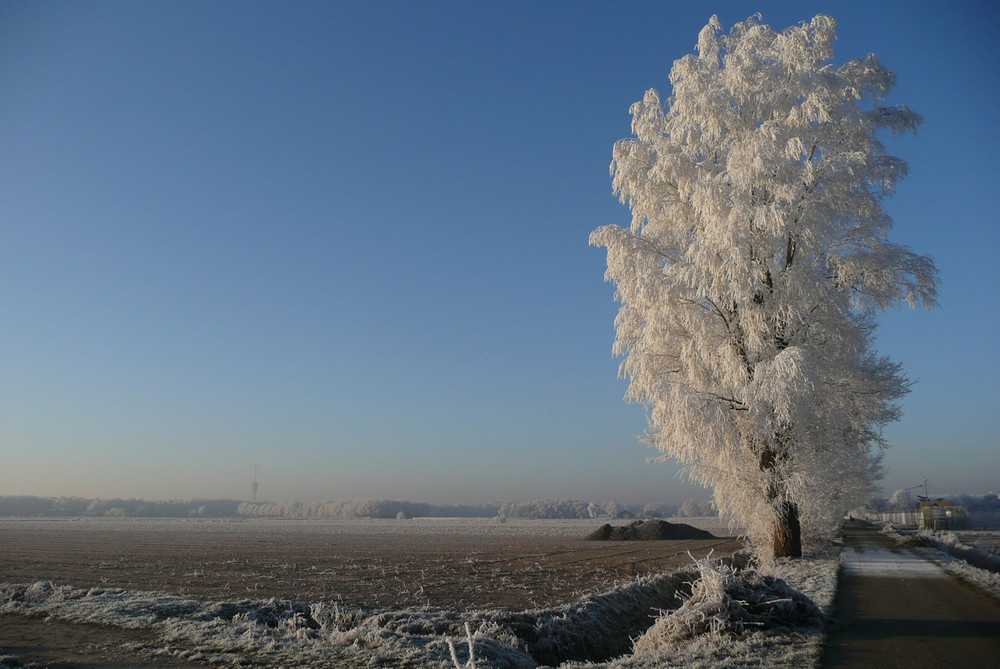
[954,530,1000,558]
[584,545,840,669]
[0,555,839,669]
[920,531,1000,599]
[0,515,737,538]
[878,525,1000,600]
[0,517,841,668]
[0,517,739,610]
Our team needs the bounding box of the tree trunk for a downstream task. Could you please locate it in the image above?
[773,500,802,558]
[758,445,803,558]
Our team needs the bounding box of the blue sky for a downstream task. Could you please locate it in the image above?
[1,0,997,505]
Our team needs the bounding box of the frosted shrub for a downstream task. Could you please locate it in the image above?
[447,622,478,669]
[633,558,821,657]
[25,580,55,603]
[309,601,363,632]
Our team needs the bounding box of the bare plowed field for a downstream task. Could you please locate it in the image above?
[0,518,741,610]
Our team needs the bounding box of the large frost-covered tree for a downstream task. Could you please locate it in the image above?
[591,15,937,558]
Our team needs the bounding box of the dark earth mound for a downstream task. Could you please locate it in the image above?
[586,519,716,541]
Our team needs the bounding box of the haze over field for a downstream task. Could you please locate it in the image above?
[2,0,998,505]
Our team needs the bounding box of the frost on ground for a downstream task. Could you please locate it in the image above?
[631,560,820,655]
[568,546,840,669]
[0,547,840,669]
[0,572,692,668]
[879,524,1000,601]
[956,530,1000,559]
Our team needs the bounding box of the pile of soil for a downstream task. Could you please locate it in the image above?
[586,519,715,541]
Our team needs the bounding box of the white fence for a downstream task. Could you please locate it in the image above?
[861,506,969,531]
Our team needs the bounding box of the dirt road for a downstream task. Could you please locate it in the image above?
[822,521,1000,668]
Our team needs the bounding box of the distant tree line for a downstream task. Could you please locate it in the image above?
[0,495,723,520]
[235,499,720,520]
[237,500,443,520]
[0,496,242,517]
[952,493,1000,511]
[236,499,609,520]
[869,492,1000,512]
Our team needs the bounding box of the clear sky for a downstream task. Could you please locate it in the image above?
[1,0,997,506]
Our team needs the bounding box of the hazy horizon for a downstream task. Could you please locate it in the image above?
[4,489,998,511]
[7,482,999,510]
[5,472,715,508]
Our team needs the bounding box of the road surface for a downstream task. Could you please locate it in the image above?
[823,521,1000,667]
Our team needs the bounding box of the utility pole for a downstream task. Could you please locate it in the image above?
[906,479,928,503]
[906,478,931,530]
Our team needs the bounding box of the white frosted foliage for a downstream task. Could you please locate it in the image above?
[591,14,937,557]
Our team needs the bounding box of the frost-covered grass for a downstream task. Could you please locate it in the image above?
[0,543,839,669]
[955,530,1000,559]
[563,545,840,669]
[916,530,1000,599]
[877,524,1000,601]
[0,574,690,668]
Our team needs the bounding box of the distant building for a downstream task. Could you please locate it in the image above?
[862,499,968,530]
[919,500,967,531]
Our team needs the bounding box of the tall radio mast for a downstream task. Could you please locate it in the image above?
[251,464,259,503]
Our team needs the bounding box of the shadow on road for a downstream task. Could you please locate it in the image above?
[822,521,1000,668]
